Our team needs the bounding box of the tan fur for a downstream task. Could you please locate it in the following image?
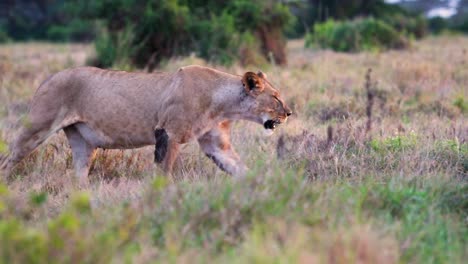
[1,65,291,182]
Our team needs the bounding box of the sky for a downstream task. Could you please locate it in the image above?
[384,0,461,17]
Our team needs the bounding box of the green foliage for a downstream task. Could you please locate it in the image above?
[82,0,293,68]
[288,0,427,39]
[2,9,45,41]
[1,1,97,42]
[306,0,410,23]
[191,12,240,65]
[71,192,91,214]
[383,13,428,39]
[148,170,466,262]
[370,133,418,153]
[93,31,116,68]
[453,96,467,113]
[454,19,468,33]
[433,139,468,174]
[29,192,47,207]
[46,19,96,42]
[152,175,169,192]
[0,155,467,263]
[299,0,430,50]
[0,28,9,43]
[93,26,135,68]
[0,219,47,264]
[426,16,468,35]
[0,189,138,263]
[364,180,467,263]
[305,18,408,52]
[229,0,293,30]
[238,31,268,66]
[429,16,450,34]
[0,138,8,155]
[0,0,292,66]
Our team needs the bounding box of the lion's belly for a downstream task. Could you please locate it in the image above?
[75,93,160,148]
[75,121,156,149]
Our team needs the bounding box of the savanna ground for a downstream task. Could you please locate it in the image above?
[0,36,467,263]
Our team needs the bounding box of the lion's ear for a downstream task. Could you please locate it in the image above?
[257,71,267,79]
[242,72,264,94]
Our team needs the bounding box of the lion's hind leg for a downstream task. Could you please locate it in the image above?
[63,125,95,184]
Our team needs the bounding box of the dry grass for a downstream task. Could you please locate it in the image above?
[0,36,467,263]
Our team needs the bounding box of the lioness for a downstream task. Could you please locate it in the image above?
[1,65,291,182]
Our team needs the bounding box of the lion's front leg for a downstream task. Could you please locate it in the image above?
[197,121,247,177]
[154,128,181,176]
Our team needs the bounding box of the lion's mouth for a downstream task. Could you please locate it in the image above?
[263,119,282,130]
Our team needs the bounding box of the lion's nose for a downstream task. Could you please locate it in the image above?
[286,111,292,116]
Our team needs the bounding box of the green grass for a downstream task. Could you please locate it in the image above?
[1,163,466,263]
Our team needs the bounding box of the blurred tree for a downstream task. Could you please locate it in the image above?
[1,0,293,67]
[307,0,394,21]
[78,0,293,69]
[288,0,418,37]
[452,0,468,32]
[395,0,468,33]
[1,0,96,41]
[395,0,454,14]
[1,0,50,40]
[305,18,409,52]
[429,16,450,34]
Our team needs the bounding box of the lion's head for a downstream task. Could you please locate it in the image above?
[241,71,292,132]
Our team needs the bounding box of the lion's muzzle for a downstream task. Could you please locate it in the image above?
[263,119,282,130]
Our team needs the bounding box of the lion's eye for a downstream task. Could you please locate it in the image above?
[273,96,281,105]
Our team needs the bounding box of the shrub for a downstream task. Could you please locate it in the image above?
[0,0,292,68]
[0,28,9,43]
[0,189,138,263]
[384,14,428,39]
[93,26,135,68]
[453,96,468,113]
[456,20,468,33]
[83,0,292,69]
[46,19,96,42]
[305,18,408,52]
[238,31,268,66]
[230,1,292,65]
[370,133,418,153]
[190,12,241,66]
[428,16,450,34]
[433,140,468,174]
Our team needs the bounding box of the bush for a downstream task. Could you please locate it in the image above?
[384,14,428,39]
[238,31,268,66]
[46,19,96,42]
[0,1,99,42]
[305,18,408,52]
[428,17,450,34]
[453,19,468,34]
[0,28,9,43]
[453,96,468,113]
[85,0,292,69]
[0,189,138,263]
[0,0,292,68]
[93,26,135,68]
[190,12,240,65]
